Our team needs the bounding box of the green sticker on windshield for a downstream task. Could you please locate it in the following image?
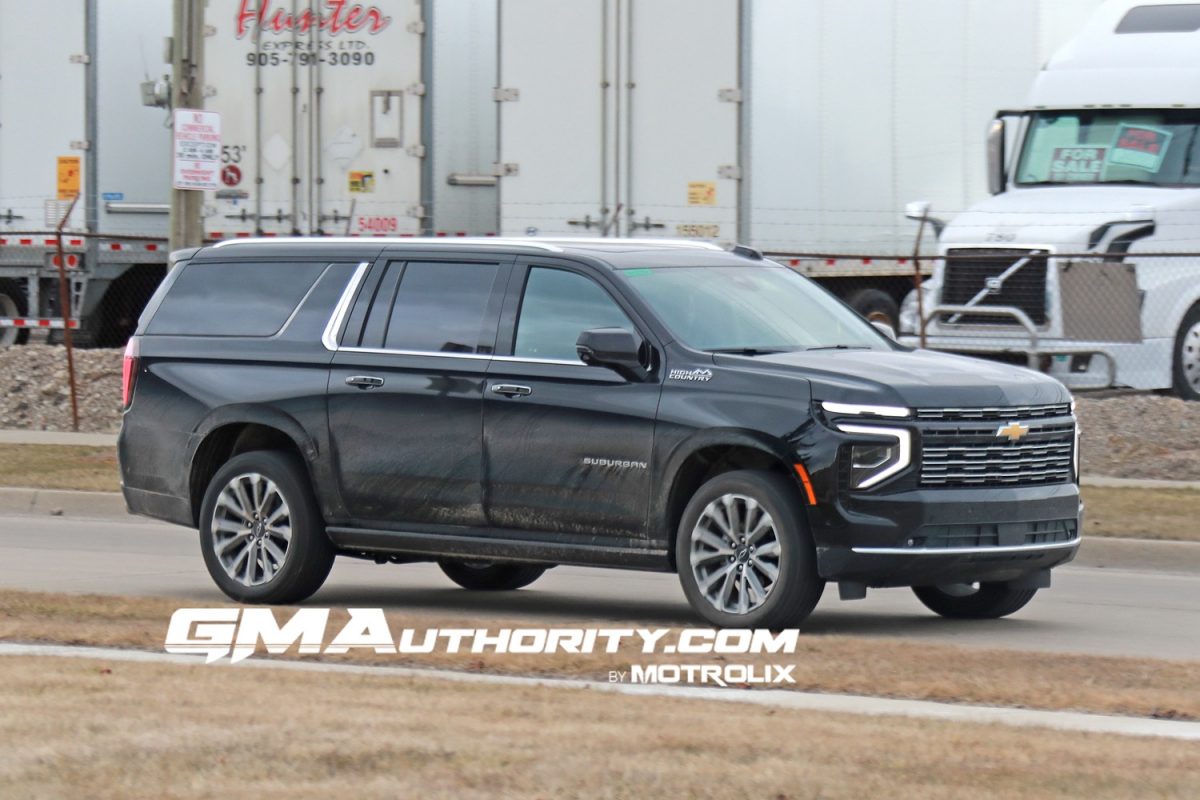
[624,268,653,277]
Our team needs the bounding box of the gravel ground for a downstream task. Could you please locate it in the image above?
[2,344,1199,479]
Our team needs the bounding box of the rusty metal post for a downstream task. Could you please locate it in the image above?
[912,210,929,349]
[54,195,81,432]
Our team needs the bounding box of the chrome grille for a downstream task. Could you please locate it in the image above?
[939,248,1049,326]
[916,403,1071,421]
[920,417,1075,488]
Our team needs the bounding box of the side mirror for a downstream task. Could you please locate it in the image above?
[987,117,1007,195]
[576,327,648,381]
[871,321,897,341]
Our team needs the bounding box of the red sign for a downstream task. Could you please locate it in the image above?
[221,165,243,187]
[1110,124,1172,171]
[236,0,392,38]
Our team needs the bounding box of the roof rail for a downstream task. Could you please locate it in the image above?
[211,236,566,252]
[210,236,726,252]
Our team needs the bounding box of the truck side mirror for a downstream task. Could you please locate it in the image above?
[576,327,648,382]
[987,118,1007,195]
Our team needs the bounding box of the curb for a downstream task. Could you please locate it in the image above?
[2,642,1198,741]
[0,430,118,447]
[0,487,128,520]
[1083,476,1200,491]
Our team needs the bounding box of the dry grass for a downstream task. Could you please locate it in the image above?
[0,655,1196,800]
[1,589,1197,721]
[0,444,119,492]
[1080,486,1200,541]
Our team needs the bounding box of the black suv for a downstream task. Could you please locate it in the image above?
[119,238,1081,628]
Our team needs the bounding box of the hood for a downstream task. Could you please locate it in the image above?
[940,185,1195,250]
[715,348,1070,409]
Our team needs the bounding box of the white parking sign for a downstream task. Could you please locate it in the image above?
[173,109,222,190]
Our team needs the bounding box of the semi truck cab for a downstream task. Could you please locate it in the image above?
[900,0,1200,400]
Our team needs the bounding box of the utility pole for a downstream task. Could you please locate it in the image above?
[169,0,206,252]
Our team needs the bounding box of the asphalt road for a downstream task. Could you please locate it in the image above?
[2,511,1198,660]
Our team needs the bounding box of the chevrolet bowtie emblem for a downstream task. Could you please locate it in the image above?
[996,421,1030,442]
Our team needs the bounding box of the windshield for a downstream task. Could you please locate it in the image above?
[620,265,887,352]
[1016,110,1200,187]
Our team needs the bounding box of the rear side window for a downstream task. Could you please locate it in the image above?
[358,261,501,353]
[147,261,327,336]
[1116,4,1200,33]
[514,267,634,361]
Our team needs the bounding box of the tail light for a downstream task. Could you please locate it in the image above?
[122,337,140,408]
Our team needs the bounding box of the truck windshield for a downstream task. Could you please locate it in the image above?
[621,265,887,353]
[1016,109,1200,187]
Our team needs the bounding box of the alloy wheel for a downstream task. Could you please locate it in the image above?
[689,493,782,615]
[210,472,292,587]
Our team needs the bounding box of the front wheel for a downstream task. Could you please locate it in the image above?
[198,450,335,604]
[912,582,1038,619]
[675,469,824,629]
[1173,303,1200,400]
[0,280,30,346]
[438,560,547,591]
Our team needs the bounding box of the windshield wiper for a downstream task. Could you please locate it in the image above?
[707,347,794,356]
[805,344,872,352]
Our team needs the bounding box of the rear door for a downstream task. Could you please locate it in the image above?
[482,260,661,541]
[327,252,511,527]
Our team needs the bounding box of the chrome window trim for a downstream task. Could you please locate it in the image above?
[851,536,1080,556]
[491,354,586,367]
[321,261,371,352]
[337,345,491,362]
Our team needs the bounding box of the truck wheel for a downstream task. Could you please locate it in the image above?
[912,582,1037,619]
[1172,303,1200,401]
[847,288,900,332]
[0,280,30,346]
[199,450,335,604]
[676,470,823,629]
[438,560,547,591]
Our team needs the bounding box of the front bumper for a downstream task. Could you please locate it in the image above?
[808,482,1082,587]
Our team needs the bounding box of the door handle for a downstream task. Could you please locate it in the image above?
[345,375,385,389]
[490,383,532,397]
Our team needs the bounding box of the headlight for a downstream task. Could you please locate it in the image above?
[837,424,913,489]
[821,401,910,418]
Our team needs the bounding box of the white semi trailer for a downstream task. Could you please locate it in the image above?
[492,0,1108,327]
[901,0,1200,399]
[0,0,172,346]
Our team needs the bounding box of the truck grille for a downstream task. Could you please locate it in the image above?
[940,248,1049,326]
[916,403,1070,421]
[920,420,1075,488]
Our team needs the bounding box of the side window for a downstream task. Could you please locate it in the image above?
[363,261,500,353]
[147,260,329,336]
[514,267,635,361]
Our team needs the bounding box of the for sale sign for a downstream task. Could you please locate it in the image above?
[1109,124,1172,171]
[173,109,222,191]
[1049,147,1106,182]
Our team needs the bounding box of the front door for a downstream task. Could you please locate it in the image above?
[483,261,661,541]
[327,254,510,527]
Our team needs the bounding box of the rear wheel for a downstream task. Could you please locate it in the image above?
[0,280,30,346]
[912,582,1038,619]
[1173,303,1200,400]
[199,450,335,604]
[676,469,823,629]
[438,560,547,591]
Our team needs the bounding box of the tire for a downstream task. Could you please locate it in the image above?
[0,280,30,346]
[912,582,1038,620]
[1172,303,1200,401]
[198,450,335,604]
[675,469,824,629]
[438,560,547,591]
[846,288,900,333]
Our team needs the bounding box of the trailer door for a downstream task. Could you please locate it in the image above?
[622,0,740,240]
[496,0,740,240]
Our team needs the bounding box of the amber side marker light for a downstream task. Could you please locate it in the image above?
[793,463,818,505]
